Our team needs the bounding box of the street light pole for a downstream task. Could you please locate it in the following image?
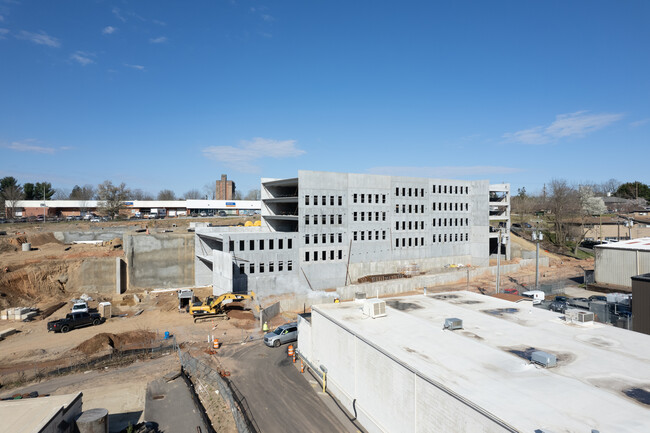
[532,229,543,290]
[496,229,502,294]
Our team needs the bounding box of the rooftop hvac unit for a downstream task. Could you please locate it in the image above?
[362,299,386,319]
[531,350,557,368]
[444,318,463,330]
[577,311,595,322]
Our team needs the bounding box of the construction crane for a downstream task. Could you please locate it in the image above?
[189,291,259,322]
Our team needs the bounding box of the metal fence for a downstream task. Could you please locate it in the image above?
[177,344,258,433]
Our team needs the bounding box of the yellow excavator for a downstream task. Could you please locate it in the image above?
[189,291,259,322]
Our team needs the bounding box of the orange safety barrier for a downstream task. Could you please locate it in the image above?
[213,339,220,349]
[300,359,304,373]
[287,344,294,357]
[292,353,296,363]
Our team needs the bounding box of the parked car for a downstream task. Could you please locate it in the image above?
[589,295,607,302]
[90,217,100,222]
[549,300,567,313]
[71,301,89,314]
[47,312,103,333]
[521,290,545,305]
[503,288,519,295]
[554,295,568,303]
[567,297,590,309]
[218,211,227,217]
[264,322,298,347]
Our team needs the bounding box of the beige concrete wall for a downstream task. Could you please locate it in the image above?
[124,233,195,290]
[67,257,118,294]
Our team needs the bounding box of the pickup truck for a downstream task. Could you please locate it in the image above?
[47,312,103,333]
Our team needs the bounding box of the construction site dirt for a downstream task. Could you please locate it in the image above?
[0,219,593,432]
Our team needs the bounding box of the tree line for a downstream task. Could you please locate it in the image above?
[0,176,261,218]
[512,179,649,255]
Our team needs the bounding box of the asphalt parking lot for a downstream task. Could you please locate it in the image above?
[217,340,361,433]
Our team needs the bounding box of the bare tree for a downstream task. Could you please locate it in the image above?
[233,190,243,200]
[69,184,95,200]
[96,181,130,219]
[572,186,607,255]
[157,189,176,200]
[53,188,70,200]
[1,184,24,218]
[131,189,154,200]
[202,182,215,200]
[547,179,580,249]
[183,189,201,199]
[244,189,261,200]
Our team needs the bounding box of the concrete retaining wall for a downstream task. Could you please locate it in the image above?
[124,233,195,290]
[67,257,121,294]
[278,258,548,311]
[54,228,132,243]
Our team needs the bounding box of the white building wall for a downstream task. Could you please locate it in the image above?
[305,308,511,433]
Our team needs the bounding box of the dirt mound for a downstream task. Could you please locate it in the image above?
[73,330,158,355]
[28,232,62,247]
[0,238,18,253]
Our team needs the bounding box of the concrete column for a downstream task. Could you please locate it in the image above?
[116,257,122,295]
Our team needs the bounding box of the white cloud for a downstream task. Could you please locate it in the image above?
[503,111,624,145]
[112,7,126,22]
[102,26,116,35]
[367,166,522,178]
[16,30,60,47]
[630,118,650,127]
[149,36,167,44]
[5,139,56,154]
[202,137,305,172]
[0,14,4,22]
[262,14,275,22]
[70,51,94,66]
[0,28,8,39]
[153,19,166,26]
[124,63,145,71]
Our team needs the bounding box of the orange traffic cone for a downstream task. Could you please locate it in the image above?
[300,359,304,373]
[292,353,296,363]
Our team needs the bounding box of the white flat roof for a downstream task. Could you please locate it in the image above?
[0,392,81,433]
[596,237,650,252]
[313,291,650,432]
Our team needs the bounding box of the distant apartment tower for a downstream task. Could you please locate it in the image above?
[215,174,236,200]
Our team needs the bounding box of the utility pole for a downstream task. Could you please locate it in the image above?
[532,228,543,290]
[496,229,502,294]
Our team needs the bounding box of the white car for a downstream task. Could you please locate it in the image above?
[90,217,100,222]
[71,302,89,314]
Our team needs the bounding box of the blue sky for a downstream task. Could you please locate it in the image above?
[1,0,648,198]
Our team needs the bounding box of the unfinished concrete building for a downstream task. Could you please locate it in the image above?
[195,170,510,296]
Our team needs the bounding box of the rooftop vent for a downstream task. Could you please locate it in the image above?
[531,350,557,368]
[443,318,463,330]
[362,299,386,319]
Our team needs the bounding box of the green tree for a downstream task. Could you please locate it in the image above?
[96,181,130,219]
[615,181,650,201]
[0,176,21,218]
[24,182,55,200]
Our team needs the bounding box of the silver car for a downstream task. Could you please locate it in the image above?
[264,322,298,347]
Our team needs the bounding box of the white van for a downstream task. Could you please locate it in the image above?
[521,290,545,305]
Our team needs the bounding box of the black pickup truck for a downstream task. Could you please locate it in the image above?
[47,312,104,333]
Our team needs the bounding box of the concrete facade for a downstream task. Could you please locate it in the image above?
[298,292,650,433]
[124,233,195,290]
[197,170,510,297]
[66,257,122,294]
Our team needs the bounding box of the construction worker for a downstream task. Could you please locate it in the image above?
[262,321,269,332]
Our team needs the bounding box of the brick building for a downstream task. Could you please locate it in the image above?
[215,174,236,200]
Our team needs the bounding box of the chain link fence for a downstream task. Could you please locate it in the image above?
[177,343,258,433]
